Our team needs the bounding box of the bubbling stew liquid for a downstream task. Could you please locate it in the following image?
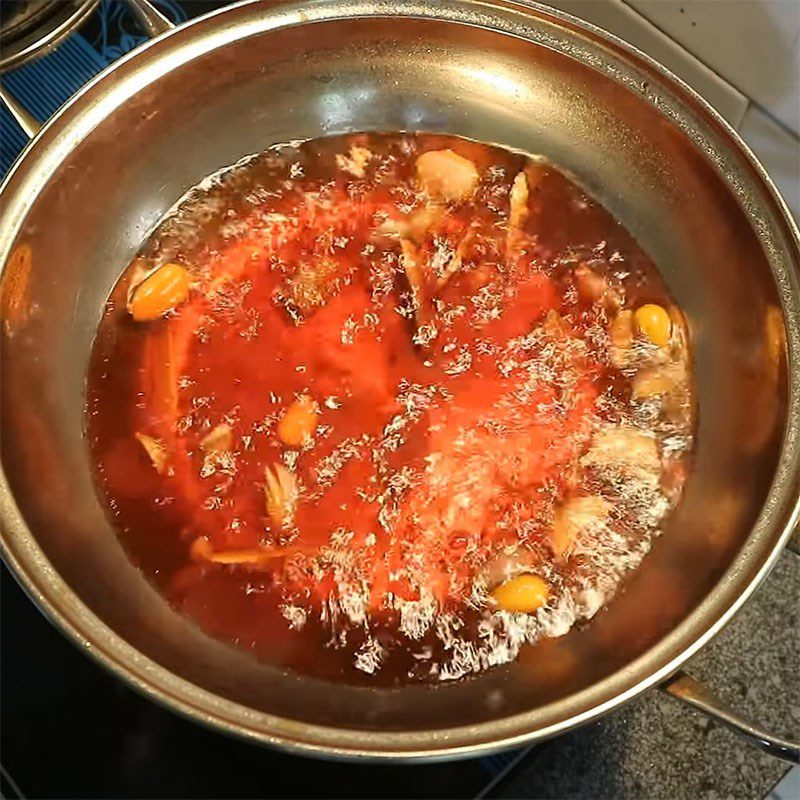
[87,134,694,684]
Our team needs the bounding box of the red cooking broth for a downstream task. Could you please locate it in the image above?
[87,133,694,684]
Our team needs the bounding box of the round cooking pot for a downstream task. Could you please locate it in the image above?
[1,0,799,762]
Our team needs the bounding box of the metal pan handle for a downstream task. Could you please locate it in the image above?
[786,526,800,556]
[0,0,174,141]
[661,530,799,764]
[125,0,175,37]
[661,670,800,763]
[0,85,40,139]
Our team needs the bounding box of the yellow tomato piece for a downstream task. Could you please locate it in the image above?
[277,394,319,448]
[129,263,190,321]
[634,303,672,347]
[492,574,549,613]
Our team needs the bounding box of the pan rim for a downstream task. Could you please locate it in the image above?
[1,0,798,759]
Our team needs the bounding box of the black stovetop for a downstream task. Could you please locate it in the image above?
[1,563,508,799]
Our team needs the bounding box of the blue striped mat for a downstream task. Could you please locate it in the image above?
[0,0,186,176]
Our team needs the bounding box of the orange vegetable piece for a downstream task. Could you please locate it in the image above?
[492,574,549,613]
[0,242,33,329]
[277,394,319,447]
[129,263,189,321]
[189,536,214,562]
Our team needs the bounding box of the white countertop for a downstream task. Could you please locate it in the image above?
[549,0,800,221]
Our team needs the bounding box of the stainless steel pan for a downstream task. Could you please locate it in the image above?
[1,0,799,762]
